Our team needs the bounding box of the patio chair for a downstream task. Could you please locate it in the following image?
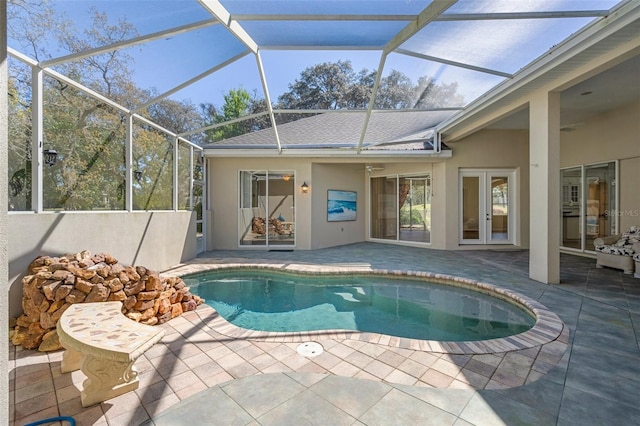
[594,226,640,274]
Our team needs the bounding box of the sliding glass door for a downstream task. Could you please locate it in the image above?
[561,162,616,251]
[370,174,431,244]
[239,170,295,247]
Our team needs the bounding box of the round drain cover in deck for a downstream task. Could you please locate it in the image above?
[296,342,324,357]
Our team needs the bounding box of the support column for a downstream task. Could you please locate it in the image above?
[529,91,561,284]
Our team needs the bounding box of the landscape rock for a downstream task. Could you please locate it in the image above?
[12,250,204,352]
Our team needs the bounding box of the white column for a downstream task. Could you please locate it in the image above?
[529,91,561,284]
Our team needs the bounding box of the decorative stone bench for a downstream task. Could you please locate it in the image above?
[57,302,166,407]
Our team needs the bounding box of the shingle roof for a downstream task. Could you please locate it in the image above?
[204,110,457,150]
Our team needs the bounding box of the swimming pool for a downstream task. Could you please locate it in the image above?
[183,270,536,341]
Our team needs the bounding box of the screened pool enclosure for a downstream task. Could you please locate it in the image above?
[6,0,632,254]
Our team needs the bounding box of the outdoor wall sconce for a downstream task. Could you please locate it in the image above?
[43,149,58,167]
[134,170,143,182]
[301,182,309,193]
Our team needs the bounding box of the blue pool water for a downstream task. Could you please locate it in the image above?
[184,271,535,341]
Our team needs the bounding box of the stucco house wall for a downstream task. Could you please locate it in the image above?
[560,100,640,232]
[442,130,531,250]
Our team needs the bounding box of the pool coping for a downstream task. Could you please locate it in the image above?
[162,262,567,356]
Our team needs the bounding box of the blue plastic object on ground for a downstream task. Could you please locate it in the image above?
[24,416,76,426]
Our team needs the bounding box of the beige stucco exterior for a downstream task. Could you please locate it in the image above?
[206,133,533,253]
[204,96,637,258]
[561,100,640,232]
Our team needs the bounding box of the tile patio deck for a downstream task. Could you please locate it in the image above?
[10,243,640,425]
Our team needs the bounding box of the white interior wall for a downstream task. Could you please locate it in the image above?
[8,211,196,318]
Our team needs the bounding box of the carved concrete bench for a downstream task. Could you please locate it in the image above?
[57,301,165,407]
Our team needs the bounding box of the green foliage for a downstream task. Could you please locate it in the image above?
[7,2,202,211]
[201,88,270,142]
[400,207,425,227]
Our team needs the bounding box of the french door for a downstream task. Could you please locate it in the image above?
[460,170,515,245]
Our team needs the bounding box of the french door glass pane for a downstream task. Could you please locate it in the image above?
[462,176,480,240]
[490,177,509,241]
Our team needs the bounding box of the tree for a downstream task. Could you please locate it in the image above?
[8,1,211,211]
[278,60,361,110]
[202,88,269,143]
[375,70,414,109]
[7,3,179,211]
[277,60,464,113]
[413,76,465,109]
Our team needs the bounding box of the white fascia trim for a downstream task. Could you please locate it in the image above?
[435,1,640,136]
[203,148,452,158]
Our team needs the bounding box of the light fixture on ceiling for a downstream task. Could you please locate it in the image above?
[43,149,58,167]
[301,182,309,193]
[282,174,291,182]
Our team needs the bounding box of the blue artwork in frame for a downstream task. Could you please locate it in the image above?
[327,190,357,222]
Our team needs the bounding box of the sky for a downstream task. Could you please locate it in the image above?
[7,0,620,109]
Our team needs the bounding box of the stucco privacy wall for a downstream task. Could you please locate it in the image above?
[560,100,640,231]
[8,211,197,318]
[443,130,531,250]
[207,157,313,250]
[310,163,365,249]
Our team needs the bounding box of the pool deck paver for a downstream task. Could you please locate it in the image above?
[9,243,640,425]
